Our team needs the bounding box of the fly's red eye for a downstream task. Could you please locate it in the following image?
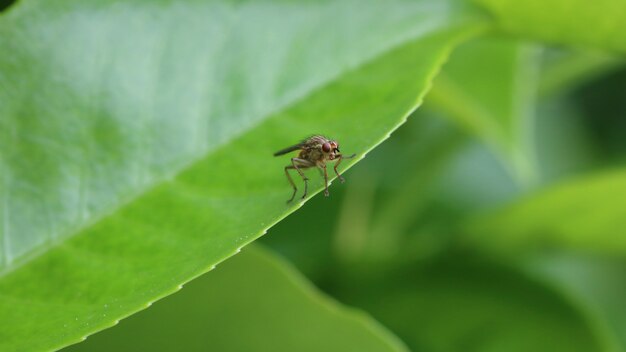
[322,143,331,153]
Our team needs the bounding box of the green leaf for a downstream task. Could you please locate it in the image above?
[426,35,540,184]
[525,255,626,351]
[62,245,407,352]
[0,0,474,267]
[329,253,608,352]
[473,0,626,53]
[463,168,626,254]
[539,50,625,97]
[0,0,485,350]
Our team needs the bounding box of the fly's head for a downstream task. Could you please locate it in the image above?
[321,140,340,160]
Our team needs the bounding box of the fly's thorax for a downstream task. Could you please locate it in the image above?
[298,147,321,161]
[311,148,325,162]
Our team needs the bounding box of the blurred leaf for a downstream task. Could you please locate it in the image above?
[64,245,407,352]
[426,35,540,184]
[330,253,608,352]
[464,168,626,254]
[534,97,600,182]
[539,50,624,97]
[525,255,626,351]
[0,0,486,350]
[473,0,626,53]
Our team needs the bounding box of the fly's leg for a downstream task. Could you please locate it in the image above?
[333,153,355,183]
[283,166,298,202]
[285,158,314,202]
[321,164,329,197]
[333,157,344,183]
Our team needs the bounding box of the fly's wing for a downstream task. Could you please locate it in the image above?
[273,135,324,156]
[273,143,304,156]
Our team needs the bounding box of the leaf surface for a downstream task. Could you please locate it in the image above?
[464,168,626,255]
[525,255,626,351]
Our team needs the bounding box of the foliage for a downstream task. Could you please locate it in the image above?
[0,0,624,351]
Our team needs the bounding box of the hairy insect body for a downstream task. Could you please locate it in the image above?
[299,147,323,163]
[274,135,355,202]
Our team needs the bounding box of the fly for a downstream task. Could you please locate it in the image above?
[274,135,356,202]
